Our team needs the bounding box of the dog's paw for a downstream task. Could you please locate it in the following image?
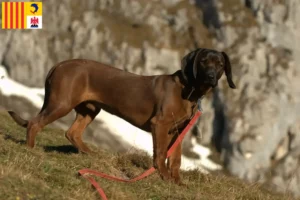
[175,180,188,187]
[160,172,172,181]
[78,146,95,155]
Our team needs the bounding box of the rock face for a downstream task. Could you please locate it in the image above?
[1,0,212,87]
[0,0,300,197]
[213,0,300,197]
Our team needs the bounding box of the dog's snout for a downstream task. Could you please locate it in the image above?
[207,72,215,80]
[208,73,214,79]
[205,70,217,87]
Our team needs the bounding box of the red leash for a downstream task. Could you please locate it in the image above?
[78,110,202,200]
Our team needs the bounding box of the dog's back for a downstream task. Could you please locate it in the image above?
[47,59,159,129]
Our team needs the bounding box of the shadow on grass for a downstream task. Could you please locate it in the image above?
[2,132,78,154]
[3,134,26,144]
[43,145,79,154]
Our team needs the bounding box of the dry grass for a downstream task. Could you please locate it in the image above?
[0,111,296,200]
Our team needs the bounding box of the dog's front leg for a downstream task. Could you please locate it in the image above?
[151,123,171,181]
[167,140,183,185]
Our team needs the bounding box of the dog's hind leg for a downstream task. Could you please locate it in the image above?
[65,102,100,153]
[26,103,73,148]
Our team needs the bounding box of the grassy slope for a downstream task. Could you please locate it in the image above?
[0,111,295,200]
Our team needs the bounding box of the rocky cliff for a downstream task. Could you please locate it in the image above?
[0,0,299,197]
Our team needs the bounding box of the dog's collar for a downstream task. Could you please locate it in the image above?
[186,87,195,100]
[176,71,195,100]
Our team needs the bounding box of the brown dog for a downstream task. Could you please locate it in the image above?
[8,48,236,184]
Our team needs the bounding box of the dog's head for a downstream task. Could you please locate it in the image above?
[181,48,236,89]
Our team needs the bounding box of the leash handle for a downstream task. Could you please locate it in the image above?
[78,167,156,200]
[79,110,202,200]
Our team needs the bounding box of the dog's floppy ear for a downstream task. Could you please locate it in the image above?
[222,52,236,89]
[181,49,201,80]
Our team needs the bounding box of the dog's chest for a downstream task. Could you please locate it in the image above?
[169,102,198,134]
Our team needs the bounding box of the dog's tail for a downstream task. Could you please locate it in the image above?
[7,111,28,128]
